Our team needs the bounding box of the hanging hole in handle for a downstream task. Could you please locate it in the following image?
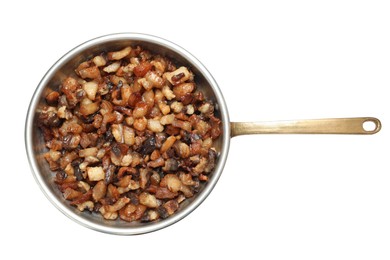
[363,120,378,132]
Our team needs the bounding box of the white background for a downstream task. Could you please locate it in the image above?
[1,0,389,259]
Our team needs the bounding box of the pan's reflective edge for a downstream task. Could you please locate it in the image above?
[25,33,231,235]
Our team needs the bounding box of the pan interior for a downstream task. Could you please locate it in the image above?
[26,33,230,234]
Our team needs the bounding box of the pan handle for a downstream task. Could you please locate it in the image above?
[230,117,381,137]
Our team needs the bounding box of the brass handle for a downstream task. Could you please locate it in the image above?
[230,117,381,137]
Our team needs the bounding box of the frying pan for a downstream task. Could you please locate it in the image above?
[25,33,381,235]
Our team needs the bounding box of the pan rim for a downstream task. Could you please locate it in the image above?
[25,32,231,235]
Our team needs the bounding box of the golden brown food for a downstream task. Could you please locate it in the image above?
[38,46,221,222]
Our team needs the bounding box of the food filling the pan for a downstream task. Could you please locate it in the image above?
[38,46,222,222]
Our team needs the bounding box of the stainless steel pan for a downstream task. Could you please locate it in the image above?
[25,33,381,235]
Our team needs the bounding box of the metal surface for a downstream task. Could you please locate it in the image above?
[231,117,381,137]
[25,33,231,235]
[25,33,381,236]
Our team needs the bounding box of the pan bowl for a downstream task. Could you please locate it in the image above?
[25,33,230,235]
